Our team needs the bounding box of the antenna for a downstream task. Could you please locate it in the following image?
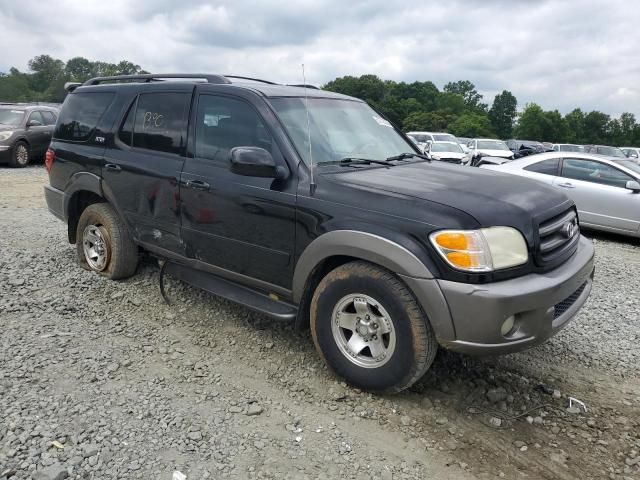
[302,64,316,195]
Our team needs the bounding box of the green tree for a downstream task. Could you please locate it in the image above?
[448,113,494,138]
[582,111,611,144]
[563,109,585,144]
[403,111,452,131]
[27,54,65,94]
[443,80,487,112]
[324,74,386,103]
[488,90,517,138]
[515,103,548,140]
[65,57,94,81]
[543,110,567,143]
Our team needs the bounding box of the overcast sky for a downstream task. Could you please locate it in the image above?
[1,0,638,117]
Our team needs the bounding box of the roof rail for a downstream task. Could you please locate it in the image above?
[287,84,320,90]
[224,75,278,85]
[64,82,82,93]
[82,73,231,86]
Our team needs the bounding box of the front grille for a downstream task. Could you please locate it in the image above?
[535,208,580,268]
[553,282,587,319]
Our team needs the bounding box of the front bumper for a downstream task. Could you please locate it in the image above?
[403,235,595,355]
[0,145,10,163]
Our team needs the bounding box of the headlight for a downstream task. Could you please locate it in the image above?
[0,131,14,142]
[429,227,528,272]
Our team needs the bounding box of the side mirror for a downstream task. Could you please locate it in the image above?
[26,119,43,128]
[625,180,640,193]
[230,146,287,179]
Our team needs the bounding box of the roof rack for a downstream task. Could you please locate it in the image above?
[224,75,278,85]
[82,73,231,87]
[287,84,320,90]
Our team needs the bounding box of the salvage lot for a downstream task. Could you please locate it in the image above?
[0,167,639,480]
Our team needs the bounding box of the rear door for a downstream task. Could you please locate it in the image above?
[520,156,560,186]
[179,87,297,290]
[41,110,57,150]
[553,158,640,232]
[102,87,192,254]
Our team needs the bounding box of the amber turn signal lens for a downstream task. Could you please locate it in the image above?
[434,232,468,250]
[446,251,474,268]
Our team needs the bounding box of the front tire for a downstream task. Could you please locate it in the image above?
[9,141,30,168]
[310,261,437,393]
[76,203,139,280]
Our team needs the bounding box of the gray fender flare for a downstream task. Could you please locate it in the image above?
[292,230,455,342]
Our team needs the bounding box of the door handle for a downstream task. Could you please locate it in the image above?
[186,180,210,191]
[558,182,575,188]
[104,163,122,172]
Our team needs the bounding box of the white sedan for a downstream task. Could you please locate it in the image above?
[482,152,640,237]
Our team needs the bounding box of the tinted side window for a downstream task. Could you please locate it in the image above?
[195,95,272,163]
[524,158,560,175]
[28,111,45,125]
[132,93,190,155]
[118,100,135,147]
[55,92,114,141]
[562,158,633,188]
[42,111,57,125]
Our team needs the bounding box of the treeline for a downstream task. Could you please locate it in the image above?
[0,54,147,103]
[2,57,639,146]
[324,74,640,146]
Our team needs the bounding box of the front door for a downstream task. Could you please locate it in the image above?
[554,157,640,233]
[180,91,297,290]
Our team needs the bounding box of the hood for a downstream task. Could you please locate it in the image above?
[325,162,572,242]
[477,149,513,158]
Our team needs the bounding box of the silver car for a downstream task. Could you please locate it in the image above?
[482,152,640,237]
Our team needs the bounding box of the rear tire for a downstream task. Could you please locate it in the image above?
[76,203,138,280]
[9,141,30,168]
[310,261,437,393]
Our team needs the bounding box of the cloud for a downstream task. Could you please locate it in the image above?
[0,0,638,117]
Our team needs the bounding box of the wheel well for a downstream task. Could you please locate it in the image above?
[294,255,359,330]
[67,191,105,243]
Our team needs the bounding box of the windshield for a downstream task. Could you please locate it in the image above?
[271,98,415,164]
[432,133,457,142]
[597,146,626,158]
[614,159,640,175]
[430,142,463,153]
[559,144,584,152]
[476,140,509,151]
[0,109,25,126]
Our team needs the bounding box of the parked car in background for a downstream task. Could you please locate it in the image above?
[506,139,552,157]
[456,137,471,153]
[425,141,470,164]
[481,152,640,237]
[467,138,514,165]
[621,147,640,160]
[583,145,626,158]
[0,104,59,167]
[553,144,585,153]
[405,131,458,152]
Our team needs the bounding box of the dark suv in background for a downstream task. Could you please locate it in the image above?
[0,104,59,167]
[44,74,594,393]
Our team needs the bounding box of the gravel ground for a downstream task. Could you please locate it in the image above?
[0,166,639,480]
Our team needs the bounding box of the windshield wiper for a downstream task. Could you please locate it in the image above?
[385,152,431,162]
[326,157,391,167]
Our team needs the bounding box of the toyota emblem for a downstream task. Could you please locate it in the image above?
[562,222,576,239]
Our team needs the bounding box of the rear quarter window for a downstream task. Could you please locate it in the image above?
[524,158,560,175]
[54,92,114,142]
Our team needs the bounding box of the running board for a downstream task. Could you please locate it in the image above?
[163,262,298,321]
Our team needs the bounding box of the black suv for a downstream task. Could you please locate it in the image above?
[0,104,59,167]
[45,74,595,393]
